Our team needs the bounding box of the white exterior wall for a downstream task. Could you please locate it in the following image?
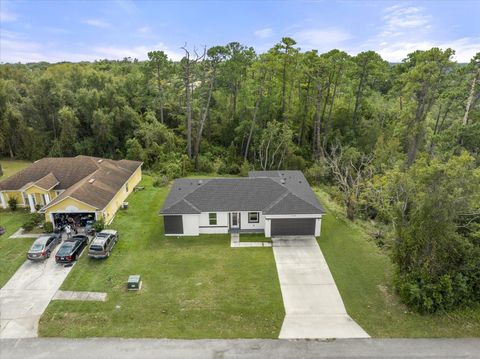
[239,211,265,231]
[198,212,229,234]
[0,192,6,209]
[181,214,200,236]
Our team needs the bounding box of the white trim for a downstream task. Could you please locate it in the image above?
[230,212,240,229]
[22,182,59,192]
[27,194,36,213]
[0,192,6,209]
[264,214,323,219]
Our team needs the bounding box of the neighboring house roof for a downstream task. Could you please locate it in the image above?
[161,170,325,215]
[0,156,142,212]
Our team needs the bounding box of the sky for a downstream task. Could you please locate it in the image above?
[1,0,479,63]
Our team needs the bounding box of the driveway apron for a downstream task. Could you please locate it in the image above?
[272,236,369,339]
[0,246,74,338]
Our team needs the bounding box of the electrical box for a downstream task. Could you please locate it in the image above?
[127,275,141,291]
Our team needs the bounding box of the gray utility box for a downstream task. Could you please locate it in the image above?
[127,275,142,291]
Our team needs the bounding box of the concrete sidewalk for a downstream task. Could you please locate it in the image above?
[272,236,369,339]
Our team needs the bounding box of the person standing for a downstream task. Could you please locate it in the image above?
[65,224,72,239]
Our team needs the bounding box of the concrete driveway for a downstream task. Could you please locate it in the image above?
[0,244,74,338]
[272,236,369,339]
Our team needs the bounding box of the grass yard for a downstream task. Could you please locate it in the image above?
[0,210,33,287]
[239,233,272,243]
[0,159,35,287]
[0,159,31,179]
[39,176,284,338]
[317,189,480,337]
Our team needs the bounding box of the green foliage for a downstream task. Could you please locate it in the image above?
[152,175,169,187]
[0,45,479,315]
[7,197,17,211]
[22,213,43,232]
[93,219,105,232]
[43,221,54,233]
[370,153,480,312]
[305,160,328,186]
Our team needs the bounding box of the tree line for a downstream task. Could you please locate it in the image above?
[0,38,479,313]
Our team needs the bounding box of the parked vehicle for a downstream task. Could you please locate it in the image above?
[55,235,88,263]
[88,229,118,259]
[27,234,60,260]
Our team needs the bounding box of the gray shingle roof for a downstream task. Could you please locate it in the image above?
[161,171,325,215]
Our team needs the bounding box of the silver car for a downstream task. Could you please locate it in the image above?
[88,229,118,259]
[27,234,60,260]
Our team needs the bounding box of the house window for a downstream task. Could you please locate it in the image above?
[125,183,129,192]
[248,212,259,223]
[22,192,29,205]
[209,213,217,225]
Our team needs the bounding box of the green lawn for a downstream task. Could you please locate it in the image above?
[39,176,284,338]
[0,159,35,287]
[317,189,480,337]
[0,210,33,287]
[239,233,272,242]
[0,159,31,179]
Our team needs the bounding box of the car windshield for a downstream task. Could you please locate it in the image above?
[57,243,74,255]
[89,245,104,251]
[30,243,44,251]
[96,233,109,238]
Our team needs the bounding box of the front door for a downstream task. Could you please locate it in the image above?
[230,212,240,229]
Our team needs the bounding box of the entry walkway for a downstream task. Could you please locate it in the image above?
[272,236,369,339]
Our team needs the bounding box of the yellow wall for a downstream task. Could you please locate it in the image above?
[102,166,142,224]
[2,191,28,207]
[2,165,142,224]
[42,166,142,224]
[44,197,98,222]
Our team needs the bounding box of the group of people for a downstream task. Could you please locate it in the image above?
[56,215,79,239]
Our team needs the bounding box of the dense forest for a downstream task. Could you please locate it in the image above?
[0,39,479,314]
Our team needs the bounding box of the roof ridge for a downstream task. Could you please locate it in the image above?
[162,179,207,212]
[266,191,323,213]
[262,189,290,212]
[183,198,201,212]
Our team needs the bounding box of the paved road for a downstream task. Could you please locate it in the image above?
[272,237,369,339]
[0,243,74,338]
[1,338,479,359]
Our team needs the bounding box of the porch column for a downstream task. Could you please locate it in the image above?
[28,194,36,213]
[0,192,6,209]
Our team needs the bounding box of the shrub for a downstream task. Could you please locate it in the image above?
[22,213,44,231]
[153,175,169,187]
[35,204,42,211]
[239,161,251,177]
[305,161,328,186]
[94,219,105,232]
[8,197,17,211]
[43,221,54,233]
[197,155,215,173]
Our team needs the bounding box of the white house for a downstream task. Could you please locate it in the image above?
[160,171,325,238]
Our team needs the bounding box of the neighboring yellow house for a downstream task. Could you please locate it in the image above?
[0,156,142,226]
